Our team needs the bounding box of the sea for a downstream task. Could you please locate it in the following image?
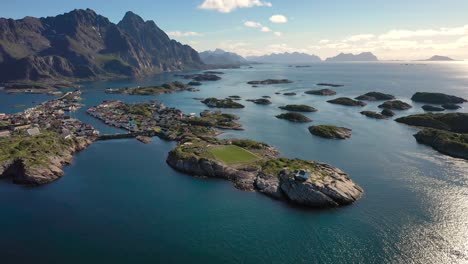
[0,62,467,264]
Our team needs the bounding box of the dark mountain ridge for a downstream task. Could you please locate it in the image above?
[0,9,204,90]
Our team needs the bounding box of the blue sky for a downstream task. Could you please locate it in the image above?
[2,0,468,59]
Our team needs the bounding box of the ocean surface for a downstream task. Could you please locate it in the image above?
[1,62,467,263]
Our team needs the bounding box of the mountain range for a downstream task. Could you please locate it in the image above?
[0,9,204,89]
[325,52,379,62]
[247,52,322,64]
[199,49,248,65]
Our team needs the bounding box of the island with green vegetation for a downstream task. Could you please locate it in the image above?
[202,98,245,108]
[0,91,99,185]
[396,113,468,159]
[279,104,317,112]
[327,97,366,107]
[246,98,272,105]
[378,100,412,110]
[381,109,395,117]
[276,112,312,123]
[247,79,293,85]
[316,83,343,87]
[308,125,352,139]
[166,138,363,208]
[174,73,222,81]
[88,100,244,141]
[305,89,336,96]
[355,92,395,101]
[422,105,445,112]
[105,81,199,95]
[411,92,467,104]
[360,111,387,119]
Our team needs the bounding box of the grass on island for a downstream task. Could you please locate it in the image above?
[0,131,76,166]
[208,145,259,164]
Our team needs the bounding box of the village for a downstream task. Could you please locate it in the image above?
[0,90,99,139]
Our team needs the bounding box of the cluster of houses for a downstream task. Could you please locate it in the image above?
[87,100,190,134]
[0,90,99,139]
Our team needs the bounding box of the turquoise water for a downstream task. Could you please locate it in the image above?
[1,62,467,263]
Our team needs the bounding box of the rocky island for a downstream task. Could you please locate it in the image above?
[360,111,387,119]
[175,74,222,82]
[0,91,99,185]
[283,92,297,96]
[202,98,245,109]
[279,105,317,112]
[246,98,272,105]
[308,125,352,139]
[166,138,363,208]
[327,97,366,107]
[276,112,312,123]
[247,79,293,85]
[378,100,412,110]
[422,105,445,112]
[105,81,199,95]
[411,92,467,104]
[316,83,344,87]
[355,92,395,101]
[305,89,337,96]
[396,113,468,160]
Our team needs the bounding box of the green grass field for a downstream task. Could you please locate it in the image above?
[208,145,258,164]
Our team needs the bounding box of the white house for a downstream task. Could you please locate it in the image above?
[27,127,41,137]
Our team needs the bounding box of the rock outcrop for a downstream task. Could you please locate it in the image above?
[378,100,412,110]
[327,97,366,107]
[355,92,395,101]
[166,141,363,208]
[305,89,336,96]
[0,137,93,185]
[308,125,352,139]
[411,92,467,104]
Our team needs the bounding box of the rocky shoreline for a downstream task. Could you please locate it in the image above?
[166,139,363,208]
[0,137,94,185]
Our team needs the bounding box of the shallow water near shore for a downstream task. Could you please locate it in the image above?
[1,62,468,263]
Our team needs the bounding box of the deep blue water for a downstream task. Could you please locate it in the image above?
[1,62,467,263]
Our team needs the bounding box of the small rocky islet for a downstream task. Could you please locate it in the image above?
[283,92,297,96]
[396,113,468,160]
[279,104,317,112]
[355,92,395,101]
[174,73,222,81]
[308,125,352,139]
[316,83,344,88]
[327,97,367,107]
[378,100,412,110]
[276,112,312,123]
[246,98,272,105]
[305,89,337,96]
[202,98,245,109]
[411,92,467,104]
[360,111,387,120]
[422,105,445,112]
[247,79,293,85]
[105,81,199,95]
[166,138,363,208]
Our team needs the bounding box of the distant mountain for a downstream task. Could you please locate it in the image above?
[199,49,247,65]
[325,52,378,62]
[247,52,322,64]
[422,55,456,61]
[0,9,204,88]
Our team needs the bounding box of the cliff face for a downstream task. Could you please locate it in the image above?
[0,137,93,185]
[166,151,363,208]
[0,9,204,86]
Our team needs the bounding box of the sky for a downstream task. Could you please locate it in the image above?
[1,0,468,60]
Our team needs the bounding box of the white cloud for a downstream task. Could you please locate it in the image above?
[261,26,271,32]
[244,21,262,28]
[319,39,330,44]
[199,0,272,13]
[168,31,203,37]
[269,15,288,23]
[344,34,375,42]
[274,32,282,37]
[379,25,468,40]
